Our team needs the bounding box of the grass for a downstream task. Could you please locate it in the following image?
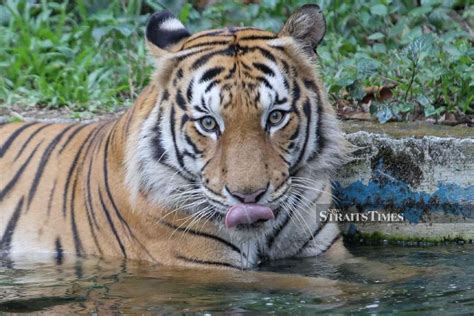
[0,0,472,122]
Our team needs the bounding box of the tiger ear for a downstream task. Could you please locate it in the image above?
[279,4,326,55]
[146,11,191,57]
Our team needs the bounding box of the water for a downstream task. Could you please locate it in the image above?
[1,244,473,313]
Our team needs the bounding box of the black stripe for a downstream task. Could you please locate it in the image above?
[291,98,311,171]
[27,125,76,208]
[185,40,231,50]
[256,46,276,62]
[98,187,127,258]
[160,220,243,257]
[184,134,203,155]
[70,175,84,257]
[279,154,291,166]
[65,127,102,257]
[124,109,134,137]
[155,159,195,183]
[176,90,187,111]
[224,63,237,80]
[85,124,109,230]
[176,254,240,269]
[256,76,273,89]
[102,127,157,261]
[180,113,190,129]
[191,46,236,69]
[67,127,105,258]
[151,110,168,162]
[185,30,229,44]
[161,89,170,102]
[83,126,110,256]
[58,124,89,154]
[103,130,136,238]
[308,92,326,161]
[272,178,290,196]
[205,79,220,92]
[290,79,301,110]
[0,122,37,158]
[200,158,211,172]
[296,220,329,254]
[55,238,64,265]
[266,210,292,249]
[186,79,194,102]
[289,126,300,141]
[253,62,275,77]
[237,46,276,62]
[46,179,57,217]
[0,197,24,254]
[169,107,194,178]
[14,124,51,160]
[200,66,225,83]
[321,234,342,254]
[239,35,276,41]
[0,141,42,201]
[275,95,288,105]
[61,127,98,217]
[174,47,215,63]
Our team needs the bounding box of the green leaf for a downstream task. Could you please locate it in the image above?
[179,3,192,23]
[262,0,278,9]
[397,102,414,113]
[92,26,112,42]
[370,4,388,16]
[114,24,133,37]
[417,95,431,107]
[368,32,385,40]
[347,80,365,100]
[423,104,438,117]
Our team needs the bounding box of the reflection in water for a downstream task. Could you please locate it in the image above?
[1,244,474,313]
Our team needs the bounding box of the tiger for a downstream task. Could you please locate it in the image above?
[0,4,348,269]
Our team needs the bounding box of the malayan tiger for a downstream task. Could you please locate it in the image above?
[0,5,349,270]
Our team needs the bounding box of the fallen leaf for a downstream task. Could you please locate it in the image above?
[361,85,395,104]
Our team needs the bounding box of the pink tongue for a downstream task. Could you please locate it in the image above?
[225,204,274,228]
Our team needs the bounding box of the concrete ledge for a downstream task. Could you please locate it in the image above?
[335,122,474,241]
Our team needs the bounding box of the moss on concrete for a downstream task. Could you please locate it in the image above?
[344,230,473,246]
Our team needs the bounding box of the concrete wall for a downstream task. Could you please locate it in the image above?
[335,125,474,242]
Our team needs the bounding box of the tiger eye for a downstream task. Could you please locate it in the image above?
[200,116,218,132]
[268,110,284,126]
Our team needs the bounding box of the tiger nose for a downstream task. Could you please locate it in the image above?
[227,186,268,204]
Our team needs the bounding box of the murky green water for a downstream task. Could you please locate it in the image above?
[1,244,473,313]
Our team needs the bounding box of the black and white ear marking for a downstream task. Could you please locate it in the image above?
[279,4,326,54]
[146,11,191,50]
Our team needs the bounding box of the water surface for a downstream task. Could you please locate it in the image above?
[1,244,473,313]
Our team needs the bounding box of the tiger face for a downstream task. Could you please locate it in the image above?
[127,5,345,238]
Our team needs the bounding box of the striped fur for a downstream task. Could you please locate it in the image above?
[0,6,348,269]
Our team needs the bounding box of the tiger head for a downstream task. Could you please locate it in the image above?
[126,5,346,237]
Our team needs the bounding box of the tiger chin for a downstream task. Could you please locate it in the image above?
[0,5,348,269]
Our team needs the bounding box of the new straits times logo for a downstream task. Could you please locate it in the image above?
[321,208,405,223]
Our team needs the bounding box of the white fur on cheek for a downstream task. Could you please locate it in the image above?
[125,103,190,209]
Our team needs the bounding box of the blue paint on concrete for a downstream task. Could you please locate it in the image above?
[333,179,474,224]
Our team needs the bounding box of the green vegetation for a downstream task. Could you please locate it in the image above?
[344,230,473,245]
[0,0,472,122]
